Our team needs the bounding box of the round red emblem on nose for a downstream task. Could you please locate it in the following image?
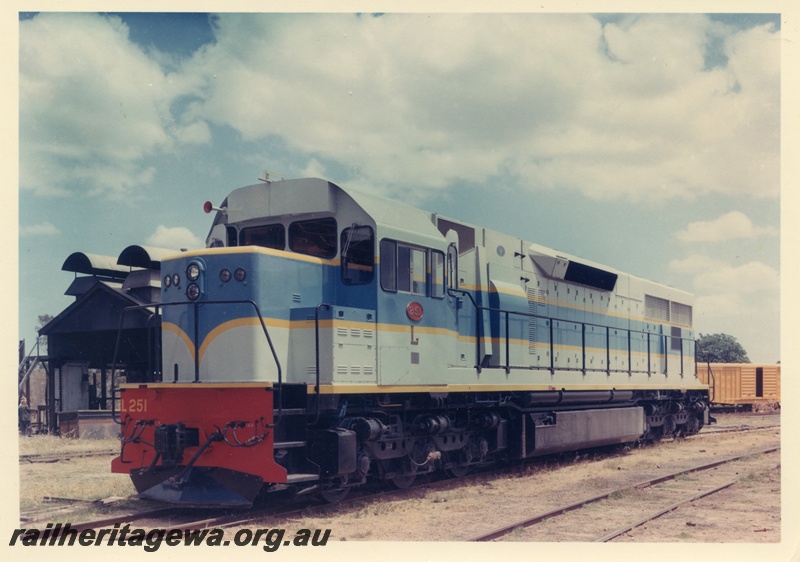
[406,301,424,322]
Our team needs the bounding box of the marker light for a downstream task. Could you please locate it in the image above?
[220,269,232,282]
[187,263,201,281]
[234,268,247,282]
[186,283,201,301]
[172,273,181,287]
[163,275,172,288]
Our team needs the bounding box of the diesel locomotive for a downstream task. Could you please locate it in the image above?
[111,177,709,507]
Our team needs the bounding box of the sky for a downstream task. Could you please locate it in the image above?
[15,9,787,364]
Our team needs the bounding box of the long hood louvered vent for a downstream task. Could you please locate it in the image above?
[528,243,618,291]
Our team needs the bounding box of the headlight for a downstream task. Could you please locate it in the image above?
[187,263,201,281]
[163,275,172,288]
[219,269,232,282]
[186,283,201,301]
[234,268,247,282]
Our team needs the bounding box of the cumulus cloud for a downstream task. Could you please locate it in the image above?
[19,13,779,205]
[675,211,778,243]
[170,120,212,145]
[145,225,203,250]
[182,13,779,202]
[669,253,779,361]
[20,222,60,236]
[19,13,205,198]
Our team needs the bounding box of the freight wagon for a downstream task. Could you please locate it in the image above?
[697,363,780,410]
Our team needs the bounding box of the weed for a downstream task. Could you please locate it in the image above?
[349,530,373,540]
[608,490,626,501]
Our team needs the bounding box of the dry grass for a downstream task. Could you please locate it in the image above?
[19,434,119,457]
[751,401,780,413]
[19,455,138,511]
[18,435,135,512]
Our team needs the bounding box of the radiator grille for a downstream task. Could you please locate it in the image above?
[644,295,670,322]
[528,288,547,354]
[671,301,693,326]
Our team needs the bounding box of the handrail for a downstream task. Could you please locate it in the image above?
[447,287,694,377]
[695,341,715,402]
[311,303,331,426]
[110,299,283,424]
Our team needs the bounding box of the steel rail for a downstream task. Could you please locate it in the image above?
[688,424,780,436]
[19,450,118,463]
[595,463,781,542]
[467,445,779,542]
[46,507,181,532]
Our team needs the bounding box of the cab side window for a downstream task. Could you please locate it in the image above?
[380,239,444,299]
[431,250,445,298]
[289,218,337,258]
[341,226,374,285]
[380,240,397,291]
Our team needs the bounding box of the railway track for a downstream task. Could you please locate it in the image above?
[20,416,778,536]
[141,424,783,534]
[19,450,118,464]
[467,445,780,542]
[692,424,780,436]
[37,478,443,533]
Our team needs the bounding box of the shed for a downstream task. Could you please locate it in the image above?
[35,246,173,434]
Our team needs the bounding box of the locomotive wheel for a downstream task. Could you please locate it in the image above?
[445,465,470,479]
[663,415,677,436]
[389,474,416,490]
[320,487,350,503]
[683,414,701,436]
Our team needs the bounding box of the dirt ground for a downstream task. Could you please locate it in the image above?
[17,413,784,548]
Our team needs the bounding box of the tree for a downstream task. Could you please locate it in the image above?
[695,333,750,363]
[34,314,54,354]
[35,314,54,332]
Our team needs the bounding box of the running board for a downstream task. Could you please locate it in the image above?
[286,473,319,484]
[274,441,306,449]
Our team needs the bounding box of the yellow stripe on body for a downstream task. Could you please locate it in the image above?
[119,382,275,389]
[166,318,678,366]
[162,322,196,357]
[171,245,339,266]
[308,382,708,395]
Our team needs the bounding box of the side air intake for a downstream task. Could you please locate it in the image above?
[528,243,617,291]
